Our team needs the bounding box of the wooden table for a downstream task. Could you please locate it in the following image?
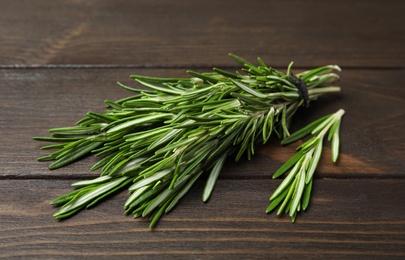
[1,0,404,258]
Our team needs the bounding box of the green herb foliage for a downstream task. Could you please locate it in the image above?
[266,109,345,222]
[34,54,343,227]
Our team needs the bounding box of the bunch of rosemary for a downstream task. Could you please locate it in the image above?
[34,54,344,227]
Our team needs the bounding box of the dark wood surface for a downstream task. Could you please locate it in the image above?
[0,0,404,258]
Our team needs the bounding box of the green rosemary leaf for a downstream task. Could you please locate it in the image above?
[257,57,269,71]
[121,100,163,109]
[298,65,341,81]
[243,62,265,76]
[262,108,273,143]
[147,128,184,151]
[107,158,131,177]
[250,115,262,155]
[168,156,183,190]
[296,136,318,152]
[270,157,303,201]
[165,171,203,214]
[86,177,134,209]
[306,139,323,184]
[107,113,173,134]
[33,136,81,142]
[134,79,184,95]
[266,75,296,90]
[49,141,103,170]
[91,131,123,143]
[76,116,95,126]
[130,75,186,84]
[116,157,147,176]
[306,73,340,89]
[266,187,289,214]
[53,176,130,219]
[125,126,168,142]
[231,80,267,99]
[286,61,294,76]
[37,155,57,162]
[213,67,239,79]
[125,185,151,210]
[236,123,256,161]
[311,115,334,135]
[206,130,239,162]
[281,114,330,145]
[142,175,190,217]
[50,188,86,206]
[273,149,305,179]
[104,100,122,110]
[290,211,297,223]
[116,81,143,93]
[301,179,313,211]
[139,157,176,178]
[131,203,148,218]
[57,138,88,154]
[308,86,341,97]
[149,199,171,228]
[87,112,118,123]
[178,148,209,178]
[202,153,227,202]
[93,143,122,157]
[72,175,112,187]
[100,151,127,176]
[228,53,254,67]
[290,166,306,217]
[129,168,173,191]
[126,185,166,214]
[187,70,219,84]
[39,143,68,150]
[331,119,342,162]
[281,105,290,138]
[230,92,271,108]
[276,177,297,215]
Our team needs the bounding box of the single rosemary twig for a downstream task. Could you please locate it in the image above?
[266,109,345,221]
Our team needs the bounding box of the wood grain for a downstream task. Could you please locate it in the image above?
[1,179,404,258]
[0,0,404,67]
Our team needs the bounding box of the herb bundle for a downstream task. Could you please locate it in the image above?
[34,54,344,227]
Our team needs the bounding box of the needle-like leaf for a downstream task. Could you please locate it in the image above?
[203,153,228,202]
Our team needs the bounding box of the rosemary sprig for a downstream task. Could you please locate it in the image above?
[266,109,345,221]
[34,54,343,227]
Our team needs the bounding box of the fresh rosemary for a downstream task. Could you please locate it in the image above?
[266,109,345,222]
[34,54,344,227]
